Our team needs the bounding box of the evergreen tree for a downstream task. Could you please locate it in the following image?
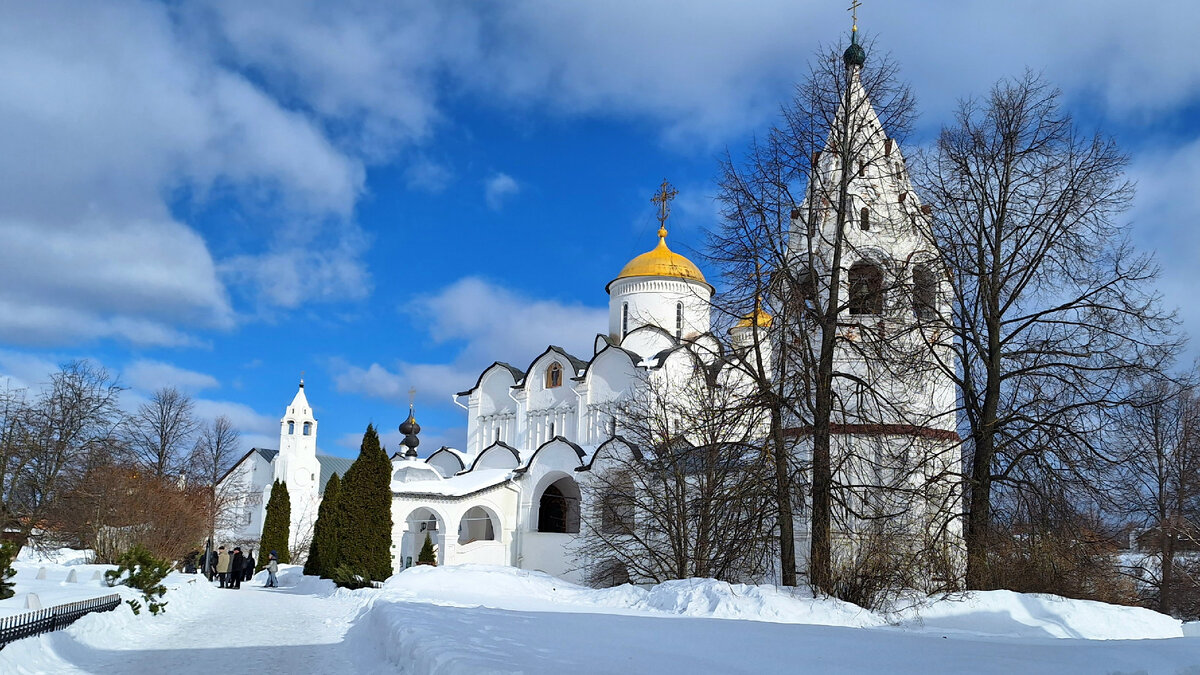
[260,479,292,566]
[418,532,436,566]
[338,424,394,581]
[305,472,342,578]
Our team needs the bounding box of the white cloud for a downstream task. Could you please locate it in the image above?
[484,173,521,211]
[334,277,607,410]
[123,360,220,394]
[1127,139,1200,359]
[0,1,367,346]
[404,156,454,194]
[413,277,606,365]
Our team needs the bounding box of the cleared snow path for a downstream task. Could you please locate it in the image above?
[2,578,381,675]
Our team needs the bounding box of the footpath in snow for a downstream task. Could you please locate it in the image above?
[0,552,1198,674]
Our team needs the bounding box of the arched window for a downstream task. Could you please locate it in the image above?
[287,420,295,435]
[537,477,581,533]
[621,303,629,339]
[675,302,684,341]
[912,263,937,320]
[302,421,312,436]
[610,417,618,436]
[859,207,870,231]
[545,362,563,388]
[848,262,884,315]
[458,506,496,545]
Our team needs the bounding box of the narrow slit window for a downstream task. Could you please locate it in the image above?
[621,303,629,339]
[913,263,937,320]
[675,302,683,341]
[860,207,870,231]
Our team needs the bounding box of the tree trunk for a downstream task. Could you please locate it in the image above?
[770,408,797,586]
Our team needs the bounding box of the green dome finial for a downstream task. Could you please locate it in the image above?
[843,1,865,68]
[843,30,866,68]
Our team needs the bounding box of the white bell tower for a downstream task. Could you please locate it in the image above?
[273,379,321,554]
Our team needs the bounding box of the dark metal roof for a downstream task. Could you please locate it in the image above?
[317,455,354,494]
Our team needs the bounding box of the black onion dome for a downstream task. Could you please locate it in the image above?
[843,34,866,68]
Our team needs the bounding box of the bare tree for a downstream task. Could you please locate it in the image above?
[2,361,124,546]
[709,36,960,594]
[188,415,243,545]
[1109,373,1200,615]
[577,365,776,584]
[127,387,199,478]
[915,72,1179,589]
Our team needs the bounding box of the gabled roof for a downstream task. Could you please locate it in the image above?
[217,447,279,486]
[456,361,527,397]
[573,342,643,382]
[512,346,588,390]
[467,441,521,472]
[513,436,586,474]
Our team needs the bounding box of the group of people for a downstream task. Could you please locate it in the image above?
[208,546,280,588]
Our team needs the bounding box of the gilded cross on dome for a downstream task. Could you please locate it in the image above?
[651,179,678,229]
[408,387,416,407]
[848,0,861,33]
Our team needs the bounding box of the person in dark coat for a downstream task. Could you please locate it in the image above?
[230,547,245,589]
[208,550,218,580]
[244,552,256,582]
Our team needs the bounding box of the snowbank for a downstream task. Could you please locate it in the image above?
[377,565,1183,639]
[891,589,1183,640]
[15,546,95,566]
[379,564,882,628]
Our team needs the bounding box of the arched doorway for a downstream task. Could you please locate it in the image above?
[537,476,581,533]
[403,507,444,569]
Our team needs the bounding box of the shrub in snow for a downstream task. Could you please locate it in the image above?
[330,563,374,590]
[418,533,436,566]
[0,541,17,599]
[104,544,170,615]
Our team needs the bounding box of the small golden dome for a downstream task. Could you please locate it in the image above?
[736,306,773,329]
[611,227,708,287]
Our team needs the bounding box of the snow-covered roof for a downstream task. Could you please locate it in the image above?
[392,468,513,498]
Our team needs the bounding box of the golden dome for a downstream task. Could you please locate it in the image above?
[735,306,773,329]
[610,227,708,288]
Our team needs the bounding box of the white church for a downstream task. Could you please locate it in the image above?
[219,32,961,585]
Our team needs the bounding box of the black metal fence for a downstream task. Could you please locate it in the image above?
[0,594,121,648]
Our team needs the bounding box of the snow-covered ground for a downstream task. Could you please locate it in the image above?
[0,555,1197,674]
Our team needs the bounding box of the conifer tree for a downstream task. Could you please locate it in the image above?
[260,479,292,566]
[418,532,436,566]
[338,424,394,581]
[305,472,342,578]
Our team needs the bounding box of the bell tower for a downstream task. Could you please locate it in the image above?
[274,379,322,552]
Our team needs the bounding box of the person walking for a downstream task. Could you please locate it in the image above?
[230,547,245,589]
[244,551,256,582]
[265,551,279,588]
[216,546,231,588]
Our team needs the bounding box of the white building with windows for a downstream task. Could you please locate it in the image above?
[386,33,961,585]
[216,381,353,553]
[222,33,960,585]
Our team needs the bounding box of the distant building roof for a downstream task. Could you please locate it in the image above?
[317,454,354,494]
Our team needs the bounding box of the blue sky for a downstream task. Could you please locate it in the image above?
[1,1,1198,459]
